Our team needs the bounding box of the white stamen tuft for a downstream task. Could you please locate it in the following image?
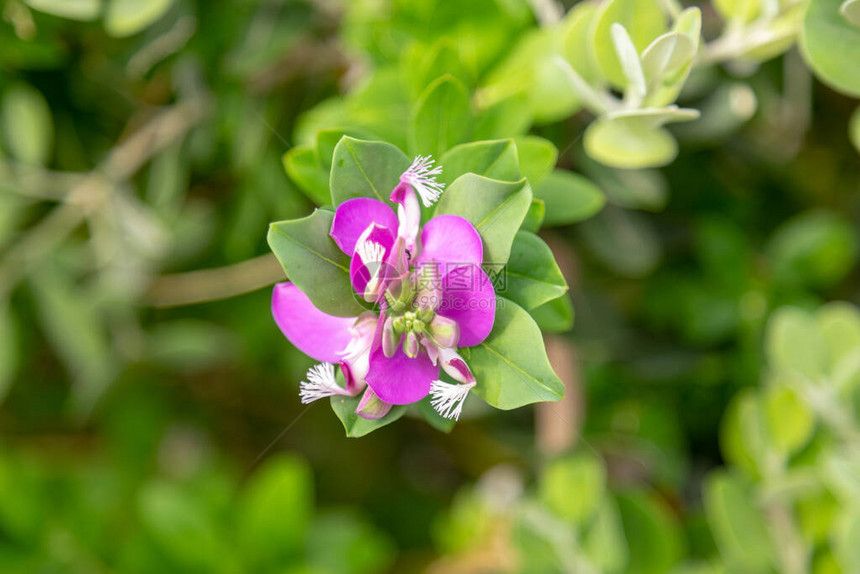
[299,363,347,403]
[355,240,385,266]
[429,380,476,421]
[402,155,445,207]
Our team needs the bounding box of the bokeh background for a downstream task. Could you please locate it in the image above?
[1,0,859,572]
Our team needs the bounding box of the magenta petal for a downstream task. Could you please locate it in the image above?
[415,215,483,270]
[365,347,439,405]
[349,225,396,296]
[272,283,356,362]
[437,265,496,347]
[330,198,398,256]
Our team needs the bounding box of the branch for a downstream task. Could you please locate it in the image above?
[145,254,285,308]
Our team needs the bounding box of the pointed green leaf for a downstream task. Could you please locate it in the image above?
[330,137,410,206]
[434,174,532,264]
[410,75,471,158]
[330,395,406,437]
[438,139,520,185]
[267,209,366,317]
[503,231,568,310]
[469,298,564,409]
[283,146,330,206]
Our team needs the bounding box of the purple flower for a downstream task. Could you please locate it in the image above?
[272,156,495,421]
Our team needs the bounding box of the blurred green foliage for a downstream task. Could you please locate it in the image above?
[1,0,859,571]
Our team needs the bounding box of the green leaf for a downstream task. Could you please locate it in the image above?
[713,0,762,25]
[514,135,558,186]
[540,453,605,524]
[438,139,520,185]
[330,137,410,206]
[703,471,776,570]
[283,146,331,206]
[30,265,115,415]
[2,83,53,166]
[472,94,532,141]
[23,0,100,20]
[584,107,699,168]
[469,298,564,409]
[407,39,472,97]
[521,198,546,233]
[766,306,828,380]
[410,75,471,158]
[801,0,860,97]
[434,174,532,264]
[0,302,17,404]
[484,29,581,123]
[616,490,684,574]
[583,498,629,573]
[267,209,366,317]
[767,210,858,288]
[850,105,860,154]
[763,382,815,455]
[534,169,606,226]
[817,301,860,378]
[561,2,601,83]
[641,23,699,107]
[138,481,223,570]
[530,294,575,334]
[590,0,667,88]
[719,389,765,476]
[105,0,174,37]
[330,395,406,437]
[316,128,375,172]
[237,454,313,567]
[503,231,568,310]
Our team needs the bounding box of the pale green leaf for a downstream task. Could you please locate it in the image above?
[23,0,100,20]
[105,0,175,37]
[2,83,53,166]
[590,0,667,88]
[801,0,860,97]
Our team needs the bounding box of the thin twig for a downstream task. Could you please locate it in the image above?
[146,253,285,308]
